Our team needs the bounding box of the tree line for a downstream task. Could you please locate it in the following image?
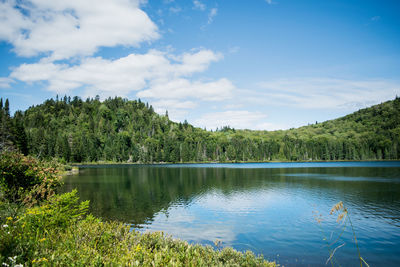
[1,96,399,163]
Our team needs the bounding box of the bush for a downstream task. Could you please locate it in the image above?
[0,152,61,205]
[0,190,88,265]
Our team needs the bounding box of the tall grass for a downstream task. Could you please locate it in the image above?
[315,201,369,267]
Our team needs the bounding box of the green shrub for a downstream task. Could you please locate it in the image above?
[0,190,89,265]
[21,190,89,233]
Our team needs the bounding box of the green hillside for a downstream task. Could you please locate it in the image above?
[1,96,399,162]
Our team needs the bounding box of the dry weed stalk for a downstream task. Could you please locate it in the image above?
[329,201,369,267]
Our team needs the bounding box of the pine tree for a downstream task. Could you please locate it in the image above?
[5,99,10,116]
[13,111,28,155]
[0,98,14,151]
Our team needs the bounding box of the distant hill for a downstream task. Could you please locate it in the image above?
[1,96,399,162]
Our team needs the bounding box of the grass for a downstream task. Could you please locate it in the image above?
[314,201,369,267]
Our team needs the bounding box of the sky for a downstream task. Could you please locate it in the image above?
[0,0,399,130]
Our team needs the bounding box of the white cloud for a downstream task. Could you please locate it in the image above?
[0,0,159,60]
[265,0,273,4]
[256,78,400,110]
[194,110,271,130]
[10,48,234,102]
[193,0,206,11]
[0,78,14,88]
[173,49,223,76]
[0,1,30,41]
[208,8,218,24]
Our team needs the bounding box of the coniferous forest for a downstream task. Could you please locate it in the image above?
[1,96,399,163]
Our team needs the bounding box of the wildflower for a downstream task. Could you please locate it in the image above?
[135,244,142,252]
[39,237,46,242]
[6,217,12,221]
[2,224,8,228]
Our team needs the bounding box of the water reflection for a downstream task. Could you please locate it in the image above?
[61,162,400,266]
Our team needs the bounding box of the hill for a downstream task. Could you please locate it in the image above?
[1,96,399,162]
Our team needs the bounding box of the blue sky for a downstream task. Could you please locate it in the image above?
[0,0,399,130]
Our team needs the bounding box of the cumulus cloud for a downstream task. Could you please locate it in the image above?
[0,1,30,41]
[1,0,239,126]
[10,49,234,102]
[172,49,223,75]
[0,0,159,60]
[256,78,400,110]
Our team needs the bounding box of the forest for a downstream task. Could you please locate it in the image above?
[1,96,399,163]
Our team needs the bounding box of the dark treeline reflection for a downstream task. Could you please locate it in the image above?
[60,165,400,226]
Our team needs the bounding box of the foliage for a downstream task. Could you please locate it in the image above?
[0,100,28,154]
[0,190,88,265]
[2,96,400,163]
[0,151,61,205]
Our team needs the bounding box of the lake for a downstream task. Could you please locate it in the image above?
[61,162,400,266]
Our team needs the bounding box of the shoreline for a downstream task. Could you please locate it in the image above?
[70,159,400,167]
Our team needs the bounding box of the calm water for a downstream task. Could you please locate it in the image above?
[61,162,400,266]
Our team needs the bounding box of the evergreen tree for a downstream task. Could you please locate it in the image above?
[5,99,10,116]
[13,111,28,155]
[2,96,399,162]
